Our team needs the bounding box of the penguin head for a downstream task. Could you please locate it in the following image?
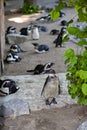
[0,79,19,96]
[44,62,55,71]
[60,27,66,33]
[5,53,16,62]
[48,69,57,80]
[32,43,39,49]
[61,20,67,26]
[6,26,17,34]
[10,44,21,53]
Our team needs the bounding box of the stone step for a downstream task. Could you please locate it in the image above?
[0,73,77,117]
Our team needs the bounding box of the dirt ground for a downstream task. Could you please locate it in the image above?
[0,105,87,130]
[1,7,87,130]
[3,7,78,76]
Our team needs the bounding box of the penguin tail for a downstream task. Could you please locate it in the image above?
[32,43,39,47]
[26,70,34,72]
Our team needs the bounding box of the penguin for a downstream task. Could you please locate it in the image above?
[38,26,48,32]
[27,62,55,75]
[20,25,32,36]
[35,14,51,22]
[9,44,27,53]
[6,26,17,35]
[31,25,40,40]
[61,20,67,26]
[53,27,66,47]
[0,79,19,96]
[5,52,21,63]
[50,29,59,35]
[41,70,60,105]
[59,11,65,17]
[32,43,49,53]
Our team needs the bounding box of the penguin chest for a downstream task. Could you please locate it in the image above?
[44,79,59,98]
[32,28,39,40]
[0,87,9,96]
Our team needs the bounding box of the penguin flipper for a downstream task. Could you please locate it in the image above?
[41,76,49,96]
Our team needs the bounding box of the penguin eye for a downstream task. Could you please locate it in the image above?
[13,46,17,49]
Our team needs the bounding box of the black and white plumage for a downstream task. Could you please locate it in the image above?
[59,11,65,17]
[61,20,67,26]
[35,14,51,22]
[50,29,59,35]
[27,62,55,75]
[32,43,50,53]
[53,27,66,47]
[38,26,48,32]
[6,26,17,35]
[20,25,32,36]
[0,79,19,96]
[31,25,40,40]
[9,44,27,53]
[41,70,60,105]
[5,52,21,63]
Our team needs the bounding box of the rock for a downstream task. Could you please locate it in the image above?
[0,98,30,117]
[77,121,87,130]
[6,33,30,44]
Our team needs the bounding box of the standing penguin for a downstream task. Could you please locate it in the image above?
[53,27,66,47]
[31,25,40,40]
[41,70,60,105]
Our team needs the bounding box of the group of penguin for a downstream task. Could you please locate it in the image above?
[1,11,67,105]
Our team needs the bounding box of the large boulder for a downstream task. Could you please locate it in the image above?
[77,121,87,130]
[6,33,30,44]
[0,98,30,117]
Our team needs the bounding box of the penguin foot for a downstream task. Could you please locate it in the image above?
[45,99,51,105]
[51,98,57,104]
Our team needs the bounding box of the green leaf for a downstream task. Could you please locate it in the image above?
[68,83,78,99]
[76,70,87,80]
[55,2,65,11]
[82,83,87,95]
[83,50,87,57]
[67,27,80,36]
[67,65,76,72]
[50,10,60,21]
[62,34,69,43]
[66,19,73,26]
[50,2,64,21]
[78,96,87,105]
[70,56,77,65]
[64,49,75,58]
[78,8,87,22]
[78,39,87,46]
[64,58,70,64]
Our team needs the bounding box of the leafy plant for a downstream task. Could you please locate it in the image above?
[51,0,87,105]
[21,2,40,14]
